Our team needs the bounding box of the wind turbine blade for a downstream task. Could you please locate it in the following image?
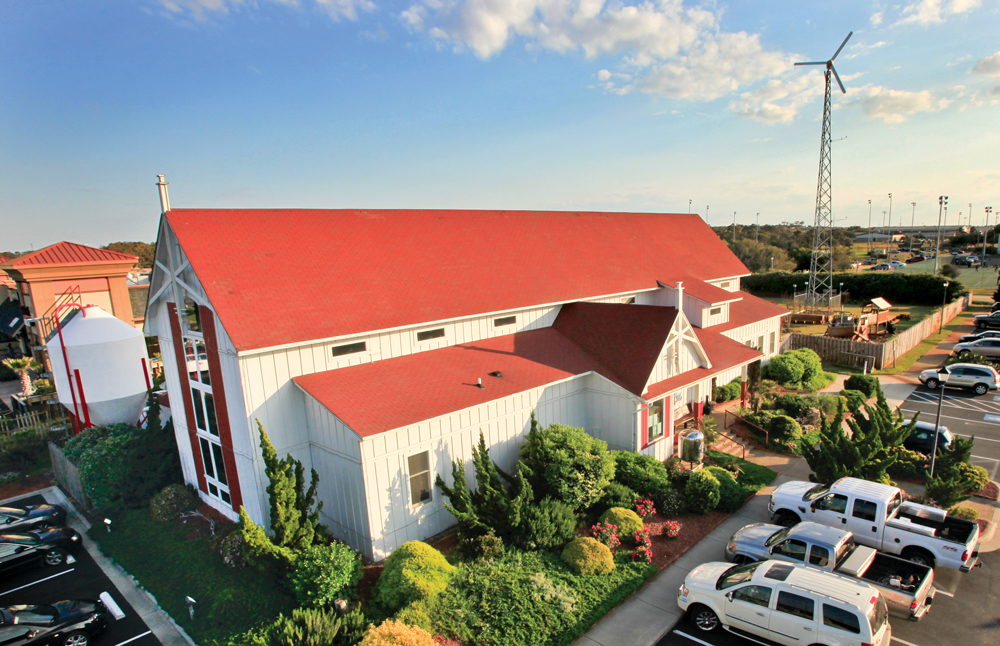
[831,31,853,61]
[832,65,846,93]
[795,61,826,66]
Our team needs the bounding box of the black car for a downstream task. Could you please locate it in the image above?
[0,600,110,646]
[0,504,66,532]
[991,301,1000,313]
[959,329,1000,343]
[904,422,954,455]
[0,527,82,574]
[975,311,1000,330]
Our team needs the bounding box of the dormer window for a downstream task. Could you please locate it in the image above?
[417,328,445,342]
[494,316,517,327]
[332,341,366,357]
[710,307,722,316]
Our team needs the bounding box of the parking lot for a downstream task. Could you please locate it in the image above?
[898,385,1000,480]
[658,550,998,646]
[1,494,161,646]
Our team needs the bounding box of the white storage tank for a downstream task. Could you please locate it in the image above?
[46,305,150,427]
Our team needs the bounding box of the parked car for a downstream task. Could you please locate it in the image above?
[991,301,1000,313]
[918,363,1000,395]
[862,256,877,264]
[958,329,1000,343]
[0,504,66,532]
[769,477,980,570]
[952,337,1000,359]
[905,255,925,264]
[953,255,981,266]
[677,559,892,645]
[0,527,82,575]
[869,263,892,271]
[950,249,962,255]
[904,421,953,455]
[724,521,935,620]
[887,260,906,269]
[0,600,110,646]
[975,311,1000,329]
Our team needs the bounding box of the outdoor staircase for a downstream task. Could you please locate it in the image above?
[709,432,750,460]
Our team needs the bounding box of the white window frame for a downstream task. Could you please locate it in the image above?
[407,451,433,507]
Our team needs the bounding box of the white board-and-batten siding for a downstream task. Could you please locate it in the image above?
[721,317,784,359]
[302,373,638,561]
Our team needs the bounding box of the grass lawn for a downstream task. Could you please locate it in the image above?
[706,450,777,491]
[89,509,295,644]
[892,258,1000,291]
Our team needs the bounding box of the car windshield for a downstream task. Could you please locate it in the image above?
[11,606,56,626]
[803,484,829,502]
[716,562,762,590]
[765,527,791,547]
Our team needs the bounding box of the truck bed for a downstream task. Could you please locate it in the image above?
[861,554,930,588]
[896,506,976,543]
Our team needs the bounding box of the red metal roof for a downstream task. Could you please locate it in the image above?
[293,327,625,437]
[165,209,750,351]
[713,291,789,332]
[682,279,743,305]
[643,329,762,400]
[554,302,676,395]
[7,242,138,267]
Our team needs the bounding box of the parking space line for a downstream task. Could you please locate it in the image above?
[673,630,716,646]
[0,568,75,597]
[113,631,153,646]
[900,409,1000,428]
[892,637,924,646]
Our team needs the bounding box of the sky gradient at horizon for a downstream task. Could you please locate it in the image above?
[1,0,998,251]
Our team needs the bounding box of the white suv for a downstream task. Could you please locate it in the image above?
[677,559,892,646]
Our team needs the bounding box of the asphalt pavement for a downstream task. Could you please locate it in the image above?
[0,495,160,646]
[898,385,1000,480]
[658,550,1000,646]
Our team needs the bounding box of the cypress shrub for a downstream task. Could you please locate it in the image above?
[844,374,881,398]
[599,507,643,537]
[684,470,721,514]
[372,541,454,616]
[560,537,615,575]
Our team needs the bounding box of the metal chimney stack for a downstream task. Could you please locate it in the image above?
[156,174,171,213]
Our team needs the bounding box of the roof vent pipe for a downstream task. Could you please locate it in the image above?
[676,281,684,314]
[156,174,171,213]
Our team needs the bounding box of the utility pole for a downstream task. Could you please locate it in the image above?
[732,211,737,244]
[934,195,949,274]
[985,206,994,259]
[867,199,873,254]
[887,192,893,243]
[910,201,916,251]
[756,212,760,243]
[688,199,692,214]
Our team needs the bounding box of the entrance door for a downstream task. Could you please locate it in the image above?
[724,585,773,635]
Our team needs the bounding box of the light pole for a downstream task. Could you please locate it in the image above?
[867,199,873,254]
[930,364,949,477]
[934,195,949,274]
[984,206,993,259]
[910,201,916,251]
[732,211,737,244]
[887,192,893,242]
[688,199,692,214]
[755,211,760,244]
[706,204,710,224]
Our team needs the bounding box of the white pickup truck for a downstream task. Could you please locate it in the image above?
[769,477,979,571]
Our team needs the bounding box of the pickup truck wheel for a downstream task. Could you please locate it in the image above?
[925,378,940,390]
[974,383,989,395]
[901,548,935,568]
[688,604,720,632]
[774,511,800,527]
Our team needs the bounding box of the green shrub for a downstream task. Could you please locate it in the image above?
[956,462,990,493]
[288,542,363,607]
[742,272,966,306]
[456,529,504,562]
[560,537,615,575]
[0,430,53,473]
[653,486,686,517]
[517,497,578,551]
[372,541,454,616]
[395,600,434,633]
[256,606,367,646]
[150,483,198,522]
[599,507,643,537]
[596,482,638,512]
[886,446,927,481]
[772,394,814,419]
[360,619,437,646]
[788,349,822,384]
[925,472,972,509]
[76,425,139,510]
[705,466,746,513]
[769,415,802,441]
[840,389,867,410]
[610,451,671,497]
[713,381,742,403]
[762,354,805,385]
[215,529,248,568]
[684,470,720,514]
[520,423,615,511]
[0,361,16,381]
[844,374,881,398]
[948,506,980,522]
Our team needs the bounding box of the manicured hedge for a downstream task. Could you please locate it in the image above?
[743,272,966,305]
[373,541,454,616]
[844,374,881,398]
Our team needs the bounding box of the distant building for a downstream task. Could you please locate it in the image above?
[854,232,902,243]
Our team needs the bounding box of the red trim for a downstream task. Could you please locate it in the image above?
[141,357,152,391]
[640,406,649,448]
[73,369,92,428]
[200,305,243,513]
[168,303,207,494]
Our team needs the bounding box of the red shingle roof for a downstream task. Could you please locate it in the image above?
[681,279,743,306]
[165,209,750,352]
[293,327,624,437]
[7,242,138,267]
[554,302,676,395]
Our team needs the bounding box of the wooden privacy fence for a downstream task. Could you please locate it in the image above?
[785,296,968,370]
[48,442,90,511]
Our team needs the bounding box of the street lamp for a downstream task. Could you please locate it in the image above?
[984,206,994,259]
[688,199,692,214]
[887,192,893,239]
[756,211,760,243]
[910,201,916,251]
[934,195,949,273]
[930,365,950,477]
[867,199,873,254]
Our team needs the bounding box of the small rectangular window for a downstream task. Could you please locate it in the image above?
[494,316,517,327]
[417,328,445,342]
[719,281,731,288]
[823,605,860,634]
[809,545,830,567]
[647,400,664,442]
[852,499,878,522]
[710,307,722,316]
[193,390,206,431]
[408,452,432,505]
[776,591,814,620]
[332,341,367,357]
[622,296,636,304]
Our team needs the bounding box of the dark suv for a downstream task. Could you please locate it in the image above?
[975,311,1000,330]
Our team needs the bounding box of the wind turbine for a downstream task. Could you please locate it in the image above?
[797,31,852,309]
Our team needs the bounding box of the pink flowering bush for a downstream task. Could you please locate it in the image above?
[633,498,656,519]
[590,521,621,550]
[663,520,682,539]
[631,529,652,562]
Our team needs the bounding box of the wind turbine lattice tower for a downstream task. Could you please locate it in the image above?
[796,31,852,308]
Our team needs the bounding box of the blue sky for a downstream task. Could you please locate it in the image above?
[1,0,998,250]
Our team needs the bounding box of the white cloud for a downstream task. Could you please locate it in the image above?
[158,0,372,21]
[973,51,1000,76]
[870,11,884,26]
[728,74,821,123]
[895,0,982,26]
[844,84,950,123]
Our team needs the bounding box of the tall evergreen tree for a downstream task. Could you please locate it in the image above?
[257,420,323,550]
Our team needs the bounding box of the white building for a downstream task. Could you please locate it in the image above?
[145,203,787,560]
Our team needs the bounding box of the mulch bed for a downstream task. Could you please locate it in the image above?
[0,470,56,501]
[975,481,999,502]
[644,510,730,571]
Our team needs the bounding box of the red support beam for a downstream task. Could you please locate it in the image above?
[167,303,207,494]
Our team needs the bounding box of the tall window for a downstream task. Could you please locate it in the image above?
[647,400,665,442]
[183,321,229,506]
[408,452,432,505]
